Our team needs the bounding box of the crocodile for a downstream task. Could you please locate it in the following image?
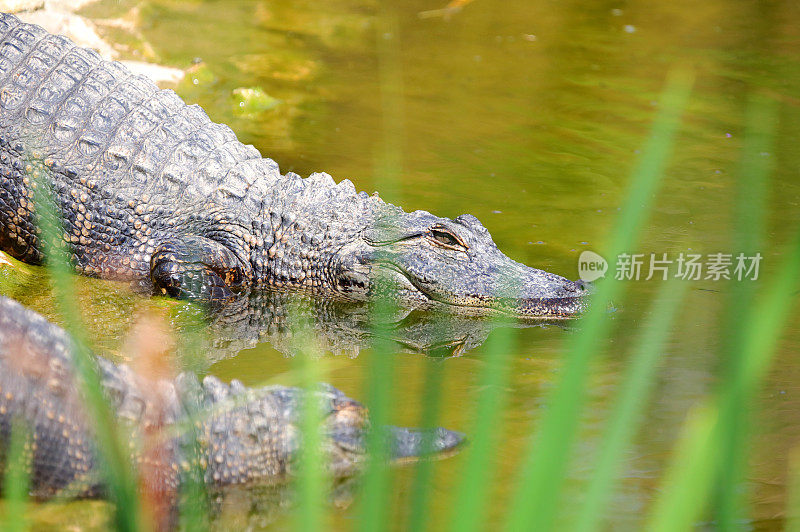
[0,13,588,317]
[0,295,463,500]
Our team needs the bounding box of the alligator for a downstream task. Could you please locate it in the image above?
[0,13,588,317]
[0,295,463,501]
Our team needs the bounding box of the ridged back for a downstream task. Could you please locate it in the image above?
[0,296,184,496]
[0,13,280,213]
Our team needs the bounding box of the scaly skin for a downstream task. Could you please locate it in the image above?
[0,13,588,317]
[0,296,463,499]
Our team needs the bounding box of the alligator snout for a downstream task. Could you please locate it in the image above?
[499,267,591,318]
[571,279,592,293]
[512,294,588,318]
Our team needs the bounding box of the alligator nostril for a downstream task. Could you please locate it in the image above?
[573,279,591,293]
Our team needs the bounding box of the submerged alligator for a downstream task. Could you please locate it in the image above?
[0,13,587,317]
[0,296,463,499]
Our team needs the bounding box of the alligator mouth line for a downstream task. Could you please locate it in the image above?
[377,262,586,319]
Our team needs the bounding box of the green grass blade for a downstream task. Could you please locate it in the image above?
[176,368,211,531]
[405,355,447,532]
[789,447,800,532]
[355,293,398,532]
[373,4,403,205]
[574,278,688,532]
[733,94,775,255]
[294,359,326,532]
[172,303,212,531]
[647,223,800,531]
[646,404,719,531]
[29,164,141,531]
[177,438,210,532]
[738,230,800,398]
[291,309,327,532]
[447,323,515,532]
[714,94,777,530]
[2,421,31,532]
[356,5,403,530]
[503,68,693,532]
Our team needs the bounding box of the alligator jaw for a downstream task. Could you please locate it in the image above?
[377,260,589,319]
[494,294,589,319]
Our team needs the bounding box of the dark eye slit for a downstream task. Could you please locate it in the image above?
[429,227,466,249]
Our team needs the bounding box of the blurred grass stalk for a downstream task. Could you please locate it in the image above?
[174,316,212,531]
[291,305,328,532]
[355,291,398,532]
[789,447,800,532]
[647,403,721,531]
[446,323,515,532]
[355,4,403,531]
[504,68,693,532]
[648,94,799,530]
[574,278,687,532]
[648,222,800,529]
[2,421,31,532]
[714,93,776,529]
[177,426,210,532]
[30,168,142,531]
[405,354,447,532]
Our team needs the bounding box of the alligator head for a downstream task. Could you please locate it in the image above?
[318,386,464,475]
[257,173,587,318]
[225,383,463,479]
[330,204,588,319]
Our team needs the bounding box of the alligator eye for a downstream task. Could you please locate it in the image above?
[428,226,467,250]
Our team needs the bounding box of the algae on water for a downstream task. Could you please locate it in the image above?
[231,87,282,115]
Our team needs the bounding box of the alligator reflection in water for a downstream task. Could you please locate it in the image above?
[177,288,569,366]
[209,477,361,530]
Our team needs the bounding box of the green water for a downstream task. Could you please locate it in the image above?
[8,0,800,529]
